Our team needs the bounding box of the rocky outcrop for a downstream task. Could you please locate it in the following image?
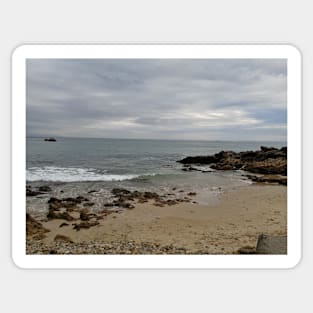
[178,146,287,176]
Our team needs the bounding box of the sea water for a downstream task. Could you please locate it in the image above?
[27,137,285,183]
[26,138,286,215]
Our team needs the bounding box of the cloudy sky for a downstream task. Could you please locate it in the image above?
[26,59,287,141]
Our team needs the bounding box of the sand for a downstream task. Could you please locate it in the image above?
[37,183,287,254]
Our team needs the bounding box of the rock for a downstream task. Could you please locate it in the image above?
[178,155,218,165]
[76,196,89,202]
[83,202,95,207]
[187,192,197,196]
[256,234,287,254]
[47,209,75,221]
[59,222,69,228]
[238,246,256,254]
[54,234,73,243]
[38,185,51,192]
[246,174,287,185]
[177,146,287,176]
[245,159,287,175]
[26,188,43,197]
[48,197,60,204]
[111,188,131,196]
[73,221,99,231]
[47,196,84,210]
[44,138,56,142]
[26,213,50,239]
[80,211,90,221]
[143,191,159,199]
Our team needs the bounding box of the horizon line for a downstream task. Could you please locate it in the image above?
[26,136,287,143]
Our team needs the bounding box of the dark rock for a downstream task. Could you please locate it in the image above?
[143,191,159,199]
[44,138,56,142]
[187,192,197,196]
[178,155,217,165]
[260,146,277,152]
[48,197,60,204]
[73,221,99,231]
[80,211,90,221]
[111,188,131,196]
[54,234,73,243]
[238,246,256,254]
[47,210,75,221]
[246,174,287,185]
[76,196,89,202]
[47,196,83,210]
[26,188,43,197]
[38,185,51,192]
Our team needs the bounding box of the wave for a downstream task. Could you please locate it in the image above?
[26,166,147,182]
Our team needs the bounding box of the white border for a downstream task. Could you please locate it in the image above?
[12,44,301,269]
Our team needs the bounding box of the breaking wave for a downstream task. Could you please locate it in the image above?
[26,166,145,182]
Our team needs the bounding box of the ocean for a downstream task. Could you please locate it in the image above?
[26,137,286,215]
[26,137,285,182]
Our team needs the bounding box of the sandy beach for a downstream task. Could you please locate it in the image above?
[27,183,287,254]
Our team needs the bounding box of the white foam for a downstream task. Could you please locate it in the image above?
[26,166,140,182]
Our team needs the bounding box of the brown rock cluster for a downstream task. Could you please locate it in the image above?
[103,188,193,209]
[178,146,287,177]
[45,196,104,231]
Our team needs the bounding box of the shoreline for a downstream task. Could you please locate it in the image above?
[26,183,287,254]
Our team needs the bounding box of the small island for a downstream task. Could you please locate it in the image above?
[44,138,57,142]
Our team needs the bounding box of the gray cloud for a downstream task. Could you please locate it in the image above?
[26,59,287,141]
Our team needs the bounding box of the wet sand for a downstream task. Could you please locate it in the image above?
[32,184,287,254]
